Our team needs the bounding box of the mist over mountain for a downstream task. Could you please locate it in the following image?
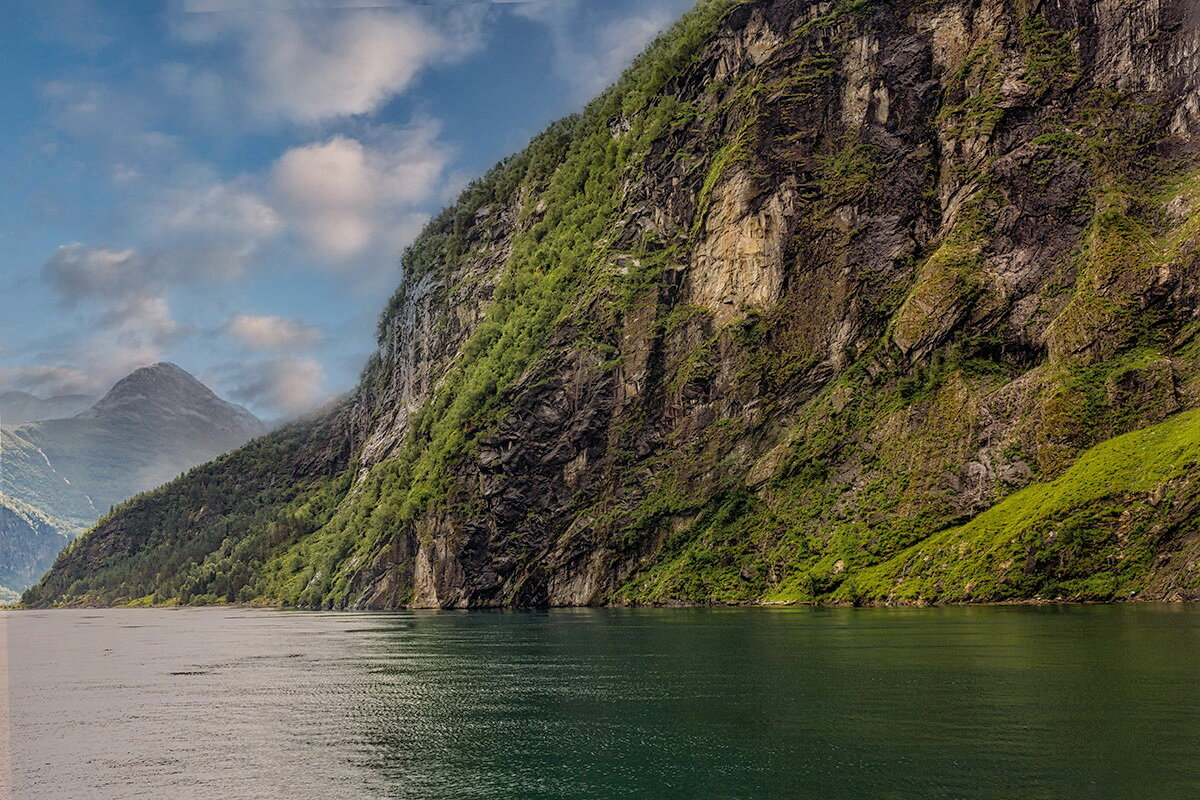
[0,392,96,427]
[1,363,263,597]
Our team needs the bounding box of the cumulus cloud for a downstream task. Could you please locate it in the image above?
[102,295,183,347]
[272,136,376,258]
[224,313,321,351]
[170,2,483,125]
[162,183,281,241]
[216,355,327,417]
[41,243,191,321]
[271,120,449,261]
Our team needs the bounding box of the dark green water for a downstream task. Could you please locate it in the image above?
[5,605,1199,799]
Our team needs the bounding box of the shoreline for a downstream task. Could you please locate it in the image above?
[14,596,1200,612]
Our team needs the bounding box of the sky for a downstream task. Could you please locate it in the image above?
[0,0,697,418]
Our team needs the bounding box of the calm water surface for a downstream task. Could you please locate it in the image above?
[2,605,1199,799]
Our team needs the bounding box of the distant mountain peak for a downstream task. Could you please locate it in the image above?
[96,362,204,400]
[66,363,263,453]
[88,362,246,416]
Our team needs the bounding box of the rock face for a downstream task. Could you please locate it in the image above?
[1,364,263,595]
[27,0,1200,608]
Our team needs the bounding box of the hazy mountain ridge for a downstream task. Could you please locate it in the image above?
[27,0,1200,608]
[0,391,96,427]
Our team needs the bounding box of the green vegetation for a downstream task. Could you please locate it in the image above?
[798,0,878,35]
[694,128,755,231]
[837,406,1200,603]
[815,139,882,207]
[1019,14,1080,92]
[936,46,1005,140]
[891,191,995,354]
[1044,190,1158,361]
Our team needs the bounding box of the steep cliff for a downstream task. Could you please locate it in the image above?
[27,0,1200,608]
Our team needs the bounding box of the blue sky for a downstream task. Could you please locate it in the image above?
[0,0,696,417]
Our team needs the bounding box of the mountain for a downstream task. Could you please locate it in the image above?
[0,495,67,604]
[0,391,96,426]
[1,363,263,597]
[26,0,1200,609]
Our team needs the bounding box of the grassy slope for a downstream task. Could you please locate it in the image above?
[835,407,1200,603]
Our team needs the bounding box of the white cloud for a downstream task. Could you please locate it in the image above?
[218,355,327,416]
[225,314,320,351]
[42,233,263,308]
[170,3,483,125]
[273,136,375,257]
[38,244,186,393]
[104,295,183,348]
[0,365,93,398]
[271,120,450,261]
[162,183,281,241]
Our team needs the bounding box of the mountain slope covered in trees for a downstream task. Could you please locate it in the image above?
[27,0,1200,608]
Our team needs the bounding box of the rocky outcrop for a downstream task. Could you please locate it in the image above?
[28,0,1200,608]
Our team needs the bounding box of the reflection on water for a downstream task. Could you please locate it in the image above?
[4,605,1200,799]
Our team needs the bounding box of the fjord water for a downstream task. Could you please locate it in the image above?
[4,607,1198,799]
